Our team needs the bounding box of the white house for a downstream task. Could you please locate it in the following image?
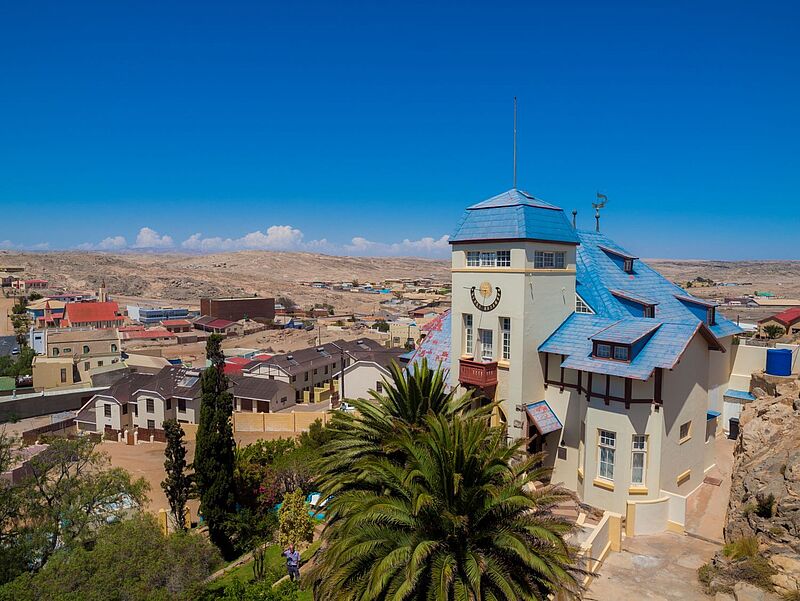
[410,188,743,532]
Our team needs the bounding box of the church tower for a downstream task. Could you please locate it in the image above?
[449,189,579,441]
[98,280,108,303]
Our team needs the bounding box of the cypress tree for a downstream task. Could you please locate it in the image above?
[194,334,236,557]
[161,419,191,532]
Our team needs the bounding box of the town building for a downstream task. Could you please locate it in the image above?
[246,338,393,403]
[61,301,124,329]
[410,188,744,529]
[757,308,800,337]
[229,374,296,413]
[160,318,193,333]
[126,305,191,325]
[31,329,123,389]
[200,296,275,322]
[11,278,48,292]
[75,366,204,433]
[332,347,406,400]
[193,315,243,336]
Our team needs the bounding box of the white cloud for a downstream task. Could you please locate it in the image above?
[344,234,450,257]
[182,225,309,252]
[134,227,174,249]
[0,240,50,251]
[77,235,128,251]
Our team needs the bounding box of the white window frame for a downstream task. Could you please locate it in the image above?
[496,250,511,267]
[534,250,566,269]
[463,314,473,356]
[500,317,511,361]
[596,343,611,358]
[631,435,647,485]
[598,430,616,480]
[679,421,692,443]
[480,251,497,267]
[575,294,594,314]
[478,328,493,361]
[466,251,480,267]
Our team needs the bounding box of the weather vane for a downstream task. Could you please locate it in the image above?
[593,192,608,232]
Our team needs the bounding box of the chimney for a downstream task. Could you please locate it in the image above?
[572,210,577,229]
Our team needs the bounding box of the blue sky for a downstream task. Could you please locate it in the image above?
[0,1,798,259]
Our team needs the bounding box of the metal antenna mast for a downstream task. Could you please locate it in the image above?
[513,97,518,189]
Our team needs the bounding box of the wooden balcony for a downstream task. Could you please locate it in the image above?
[459,358,498,389]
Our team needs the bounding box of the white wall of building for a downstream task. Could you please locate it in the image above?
[341,362,389,400]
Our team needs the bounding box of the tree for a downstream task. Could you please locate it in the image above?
[10,313,30,348]
[0,513,221,601]
[0,435,149,584]
[371,320,390,333]
[763,324,785,339]
[315,359,476,496]
[162,419,191,532]
[194,334,237,558]
[277,296,297,309]
[27,292,42,301]
[277,489,313,549]
[309,362,583,600]
[311,412,583,601]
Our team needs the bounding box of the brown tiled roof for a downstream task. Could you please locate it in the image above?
[229,375,294,401]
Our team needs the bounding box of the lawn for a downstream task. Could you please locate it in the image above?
[205,542,319,600]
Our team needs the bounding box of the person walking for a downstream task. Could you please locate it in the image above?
[283,543,301,581]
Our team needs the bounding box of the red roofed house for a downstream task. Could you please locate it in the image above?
[12,279,49,292]
[758,308,800,338]
[62,301,125,329]
[193,315,243,336]
[161,319,193,333]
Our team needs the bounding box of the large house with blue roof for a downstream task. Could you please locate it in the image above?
[411,188,742,528]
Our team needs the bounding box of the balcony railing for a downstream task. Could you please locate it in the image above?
[459,358,498,389]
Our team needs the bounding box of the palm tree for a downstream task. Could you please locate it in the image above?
[315,359,476,496]
[310,413,582,600]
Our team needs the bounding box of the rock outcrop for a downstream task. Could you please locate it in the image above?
[723,377,800,596]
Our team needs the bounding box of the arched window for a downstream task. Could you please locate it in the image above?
[111,344,118,353]
[83,345,90,354]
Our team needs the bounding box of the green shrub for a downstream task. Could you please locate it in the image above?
[755,494,775,519]
[723,536,760,560]
[698,563,717,587]
[730,556,776,590]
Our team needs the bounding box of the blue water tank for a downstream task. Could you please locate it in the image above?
[766,348,792,377]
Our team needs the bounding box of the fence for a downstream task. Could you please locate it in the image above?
[21,418,76,445]
[232,410,331,434]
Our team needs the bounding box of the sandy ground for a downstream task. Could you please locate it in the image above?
[685,436,735,543]
[100,431,299,515]
[127,324,389,365]
[0,296,15,336]
[586,532,718,600]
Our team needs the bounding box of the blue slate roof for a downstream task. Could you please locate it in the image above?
[413,188,744,383]
[539,229,743,380]
[450,189,579,244]
[592,319,661,345]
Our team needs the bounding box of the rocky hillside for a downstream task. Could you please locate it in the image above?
[705,375,800,598]
[0,250,450,310]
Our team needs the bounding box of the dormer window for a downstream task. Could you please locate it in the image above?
[600,246,638,274]
[593,341,631,362]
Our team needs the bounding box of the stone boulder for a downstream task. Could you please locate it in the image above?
[723,380,800,597]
